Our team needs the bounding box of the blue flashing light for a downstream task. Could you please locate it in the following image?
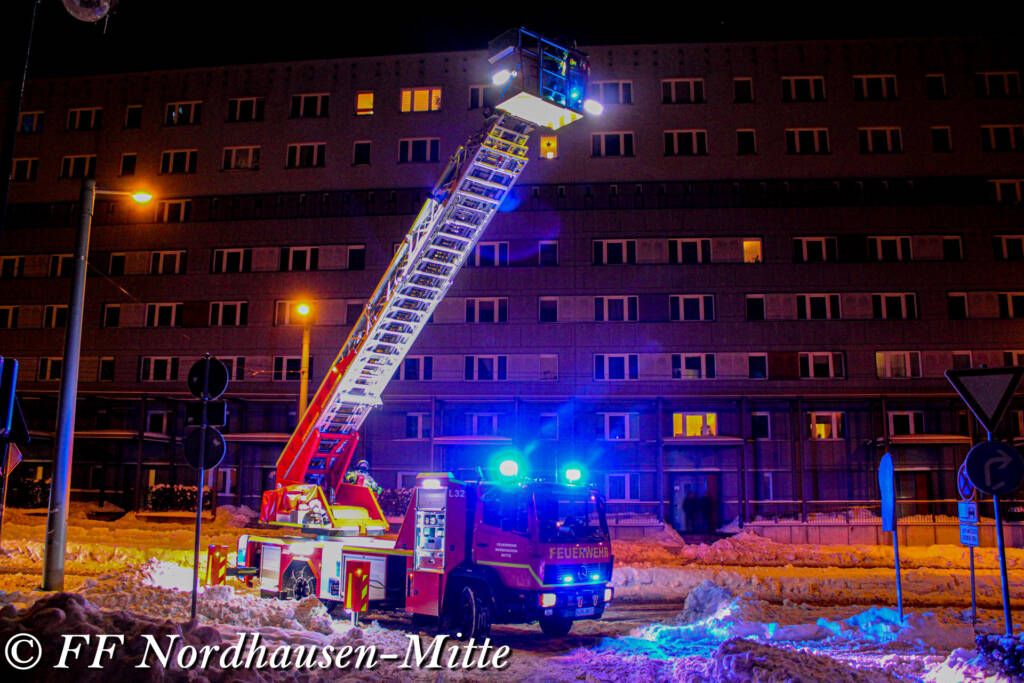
[563,465,584,484]
[499,459,519,477]
[562,575,573,583]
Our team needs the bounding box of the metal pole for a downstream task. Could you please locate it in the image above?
[993,492,1013,637]
[892,521,904,622]
[42,177,94,591]
[969,545,977,628]
[0,0,42,249]
[191,357,211,622]
[298,323,310,418]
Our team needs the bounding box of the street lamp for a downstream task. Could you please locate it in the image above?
[42,177,152,591]
[295,302,312,418]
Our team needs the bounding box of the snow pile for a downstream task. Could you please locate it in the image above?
[210,505,260,529]
[710,638,900,683]
[816,607,975,652]
[974,633,1024,679]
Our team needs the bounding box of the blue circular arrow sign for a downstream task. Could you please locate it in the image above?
[965,441,1024,496]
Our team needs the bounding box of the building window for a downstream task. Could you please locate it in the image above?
[397,356,433,380]
[589,80,633,104]
[119,153,137,176]
[212,248,252,274]
[948,292,968,320]
[11,158,37,182]
[139,356,179,382]
[592,132,635,157]
[43,305,68,328]
[875,351,922,378]
[782,76,826,102]
[539,413,558,439]
[222,146,260,170]
[0,255,24,279]
[743,238,763,263]
[992,180,1024,204]
[748,354,768,379]
[67,107,101,131]
[151,250,186,274]
[155,199,192,223]
[273,356,312,381]
[998,293,1024,319]
[227,97,264,122]
[594,354,638,381]
[538,297,559,323]
[737,130,757,155]
[975,71,1021,98]
[931,127,953,153]
[672,353,716,379]
[869,236,912,262]
[996,235,1024,260]
[274,300,306,326]
[467,413,499,437]
[672,412,717,437]
[398,138,439,163]
[465,297,508,323]
[873,293,918,320]
[799,352,845,379]
[354,91,374,115]
[539,136,557,159]
[464,355,507,381]
[280,246,319,272]
[668,238,711,264]
[942,236,963,261]
[539,354,558,381]
[405,413,431,439]
[145,302,182,327]
[1004,351,1024,367]
[160,149,198,174]
[19,110,43,133]
[858,127,904,153]
[538,240,558,265]
[467,85,496,110]
[888,411,925,436]
[59,155,96,179]
[469,242,508,267]
[670,294,715,321]
[38,357,63,381]
[49,254,73,277]
[746,295,766,321]
[785,128,830,154]
[925,74,947,99]
[0,306,18,329]
[606,473,641,500]
[219,356,245,381]
[853,74,898,100]
[594,296,638,322]
[951,351,973,370]
[809,412,845,440]
[101,304,120,328]
[664,129,708,156]
[751,413,771,439]
[982,125,1024,152]
[602,413,639,441]
[594,239,637,265]
[290,93,329,118]
[209,301,248,326]
[164,101,201,126]
[662,78,705,104]
[400,87,442,112]
[286,143,326,168]
[794,236,837,262]
[796,294,841,320]
[734,78,754,102]
[353,141,371,166]
[146,411,170,434]
[98,357,115,381]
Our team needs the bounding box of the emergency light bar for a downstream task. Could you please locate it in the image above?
[488,27,592,130]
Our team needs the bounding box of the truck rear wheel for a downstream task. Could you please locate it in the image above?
[539,616,572,638]
[446,584,492,639]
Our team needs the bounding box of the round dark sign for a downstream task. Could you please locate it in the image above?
[957,461,976,501]
[183,426,226,470]
[187,357,229,401]
[964,440,1024,496]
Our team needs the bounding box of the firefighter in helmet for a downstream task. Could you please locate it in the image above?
[345,459,382,495]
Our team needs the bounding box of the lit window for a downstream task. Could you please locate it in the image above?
[400,87,442,112]
[539,136,558,159]
[809,412,845,440]
[743,239,762,263]
[164,101,202,126]
[672,412,717,437]
[355,92,374,115]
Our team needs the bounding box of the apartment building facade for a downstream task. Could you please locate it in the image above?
[1,36,1022,529]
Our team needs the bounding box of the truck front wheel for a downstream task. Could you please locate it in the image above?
[446,584,492,639]
[282,562,317,600]
[539,616,572,638]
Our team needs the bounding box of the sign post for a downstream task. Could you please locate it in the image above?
[957,462,978,627]
[878,452,902,621]
[184,355,229,622]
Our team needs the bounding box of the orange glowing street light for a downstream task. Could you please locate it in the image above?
[296,302,312,418]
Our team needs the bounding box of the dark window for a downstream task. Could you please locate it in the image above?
[746,296,766,321]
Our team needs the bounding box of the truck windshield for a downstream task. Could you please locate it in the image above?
[535,489,609,544]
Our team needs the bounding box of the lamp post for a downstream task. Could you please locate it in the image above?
[42,177,152,591]
[296,302,311,418]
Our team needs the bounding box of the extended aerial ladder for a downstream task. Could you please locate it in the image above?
[259,28,595,533]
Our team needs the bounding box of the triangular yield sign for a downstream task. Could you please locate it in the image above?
[946,367,1024,435]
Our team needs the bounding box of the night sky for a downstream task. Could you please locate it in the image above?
[1,1,1021,79]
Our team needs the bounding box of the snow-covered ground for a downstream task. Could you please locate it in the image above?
[0,504,1017,681]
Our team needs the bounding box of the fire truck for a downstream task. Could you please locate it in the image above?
[233,29,613,639]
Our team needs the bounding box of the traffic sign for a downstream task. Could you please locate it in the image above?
[879,452,896,532]
[964,440,1024,496]
[957,461,976,501]
[946,367,1024,436]
[960,523,979,547]
[187,357,229,401]
[186,400,228,427]
[958,500,979,524]
[183,427,226,470]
